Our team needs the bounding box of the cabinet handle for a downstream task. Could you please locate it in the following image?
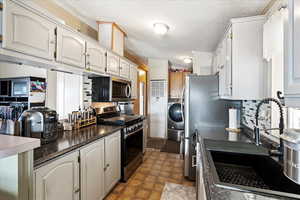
[104,164,110,171]
[50,40,55,44]
[74,188,80,193]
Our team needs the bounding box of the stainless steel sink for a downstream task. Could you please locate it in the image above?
[207,142,300,199]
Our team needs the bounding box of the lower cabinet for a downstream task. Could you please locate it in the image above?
[104,131,121,194]
[35,151,80,200]
[80,139,105,200]
[34,131,121,200]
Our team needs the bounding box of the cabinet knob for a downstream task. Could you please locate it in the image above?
[50,40,55,44]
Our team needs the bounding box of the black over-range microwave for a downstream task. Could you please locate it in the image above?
[91,77,131,102]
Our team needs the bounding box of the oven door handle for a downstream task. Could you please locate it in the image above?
[125,127,143,139]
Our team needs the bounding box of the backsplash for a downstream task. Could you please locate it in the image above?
[241,100,271,130]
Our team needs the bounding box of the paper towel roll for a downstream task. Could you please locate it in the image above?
[229,108,240,129]
[228,132,238,141]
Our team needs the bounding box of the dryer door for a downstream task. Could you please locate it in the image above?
[168,103,183,123]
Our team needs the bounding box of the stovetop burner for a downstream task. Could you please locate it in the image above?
[95,105,144,126]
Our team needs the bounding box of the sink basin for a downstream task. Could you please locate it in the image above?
[208,149,300,199]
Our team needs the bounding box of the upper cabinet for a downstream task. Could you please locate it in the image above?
[86,41,106,73]
[120,58,130,79]
[285,0,300,107]
[216,16,266,100]
[130,64,138,99]
[98,22,127,56]
[56,27,86,68]
[1,1,140,80]
[3,0,56,60]
[169,71,191,98]
[106,51,120,76]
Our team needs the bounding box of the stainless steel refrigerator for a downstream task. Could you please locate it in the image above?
[184,74,229,180]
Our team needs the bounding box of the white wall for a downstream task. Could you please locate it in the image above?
[192,51,213,75]
[148,59,169,80]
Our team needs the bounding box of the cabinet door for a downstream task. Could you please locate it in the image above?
[169,72,183,98]
[225,29,232,97]
[3,0,56,60]
[86,41,106,73]
[106,52,120,76]
[35,151,80,200]
[104,131,121,194]
[120,59,130,79]
[219,66,226,97]
[56,27,86,68]
[80,139,105,200]
[130,65,138,99]
[285,0,300,103]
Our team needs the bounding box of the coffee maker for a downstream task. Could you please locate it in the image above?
[19,107,58,144]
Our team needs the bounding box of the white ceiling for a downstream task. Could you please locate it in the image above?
[57,0,271,67]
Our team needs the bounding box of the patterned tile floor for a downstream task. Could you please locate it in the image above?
[105,150,195,200]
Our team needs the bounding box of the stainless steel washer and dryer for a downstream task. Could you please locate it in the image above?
[168,100,184,142]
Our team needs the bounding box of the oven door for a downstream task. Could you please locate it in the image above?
[122,126,143,181]
[123,127,143,166]
[112,79,131,101]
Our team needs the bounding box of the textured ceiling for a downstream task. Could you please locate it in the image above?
[56,0,271,67]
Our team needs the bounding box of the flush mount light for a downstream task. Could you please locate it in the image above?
[183,57,192,64]
[153,23,169,35]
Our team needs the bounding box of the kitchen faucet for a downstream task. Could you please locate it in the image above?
[254,98,284,156]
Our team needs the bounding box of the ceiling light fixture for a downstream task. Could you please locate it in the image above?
[183,57,192,64]
[153,23,169,35]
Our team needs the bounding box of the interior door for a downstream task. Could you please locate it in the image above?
[104,131,121,194]
[86,41,106,73]
[56,27,86,68]
[80,139,105,200]
[35,151,80,200]
[3,0,56,60]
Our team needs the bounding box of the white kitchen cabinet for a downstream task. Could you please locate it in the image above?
[218,31,232,98]
[35,151,80,200]
[284,0,300,107]
[217,16,266,100]
[3,0,56,60]
[106,51,120,76]
[104,131,121,194]
[120,58,130,79]
[80,139,105,200]
[56,27,86,68]
[130,64,138,99]
[86,41,106,74]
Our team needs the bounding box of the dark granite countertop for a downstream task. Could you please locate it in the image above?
[198,129,297,200]
[34,125,123,168]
